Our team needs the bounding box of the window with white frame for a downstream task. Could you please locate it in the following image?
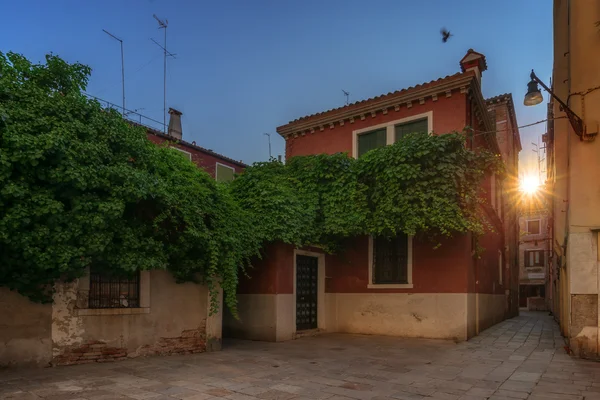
[171,147,192,161]
[216,162,235,182]
[369,234,413,288]
[526,219,541,235]
[353,112,432,158]
[525,250,544,267]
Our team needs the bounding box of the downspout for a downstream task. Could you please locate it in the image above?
[563,0,572,337]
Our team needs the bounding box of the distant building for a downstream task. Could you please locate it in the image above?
[146,108,246,181]
[518,198,550,311]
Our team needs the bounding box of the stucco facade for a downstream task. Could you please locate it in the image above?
[518,202,551,310]
[224,50,520,343]
[547,0,600,359]
[1,271,221,367]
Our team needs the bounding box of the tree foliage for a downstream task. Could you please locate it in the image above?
[0,52,501,314]
[0,52,256,314]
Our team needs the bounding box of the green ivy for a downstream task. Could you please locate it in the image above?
[231,133,502,248]
[0,52,502,316]
[0,52,257,315]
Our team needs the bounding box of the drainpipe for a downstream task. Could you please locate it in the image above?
[563,0,572,338]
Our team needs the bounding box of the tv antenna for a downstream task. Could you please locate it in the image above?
[102,29,125,115]
[152,14,176,133]
[342,89,350,105]
[263,133,272,159]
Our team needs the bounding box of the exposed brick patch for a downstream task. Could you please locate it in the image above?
[135,326,207,357]
[54,323,207,365]
[54,340,127,366]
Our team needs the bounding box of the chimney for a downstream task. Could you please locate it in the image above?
[459,49,488,86]
[168,108,183,140]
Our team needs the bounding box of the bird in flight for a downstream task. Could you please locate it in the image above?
[440,28,453,43]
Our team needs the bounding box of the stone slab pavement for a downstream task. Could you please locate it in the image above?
[2,311,600,400]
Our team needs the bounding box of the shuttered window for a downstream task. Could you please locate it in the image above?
[526,220,540,235]
[372,234,409,284]
[525,250,545,267]
[216,163,235,182]
[357,128,386,157]
[394,118,428,142]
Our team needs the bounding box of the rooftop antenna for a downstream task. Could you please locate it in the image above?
[102,29,125,115]
[342,89,350,105]
[263,133,272,159]
[152,14,175,133]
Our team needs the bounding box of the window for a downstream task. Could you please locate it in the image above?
[216,163,235,182]
[88,270,140,308]
[525,250,545,268]
[526,220,540,235]
[171,147,192,160]
[357,128,386,157]
[394,118,428,141]
[372,234,409,285]
[352,112,432,159]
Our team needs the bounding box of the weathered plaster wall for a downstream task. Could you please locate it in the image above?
[223,293,295,342]
[552,0,600,357]
[52,270,213,365]
[0,288,52,367]
[328,293,469,340]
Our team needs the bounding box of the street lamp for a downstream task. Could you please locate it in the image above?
[524,69,589,140]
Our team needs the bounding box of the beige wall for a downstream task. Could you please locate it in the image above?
[227,291,506,343]
[518,211,550,285]
[53,270,210,358]
[552,0,600,358]
[0,288,53,367]
[1,270,218,366]
[328,293,469,340]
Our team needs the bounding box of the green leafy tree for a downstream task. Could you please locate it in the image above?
[0,52,255,314]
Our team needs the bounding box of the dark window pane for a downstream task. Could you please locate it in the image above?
[358,128,386,157]
[216,164,235,182]
[527,220,540,234]
[89,270,140,308]
[395,118,428,142]
[373,234,408,284]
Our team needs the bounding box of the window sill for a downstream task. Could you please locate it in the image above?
[367,283,413,289]
[75,307,150,316]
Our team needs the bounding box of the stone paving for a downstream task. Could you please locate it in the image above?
[2,311,600,400]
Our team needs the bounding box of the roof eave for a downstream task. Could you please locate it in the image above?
[276,74,475,138]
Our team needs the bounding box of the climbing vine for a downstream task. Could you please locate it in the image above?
[0,52,501,315]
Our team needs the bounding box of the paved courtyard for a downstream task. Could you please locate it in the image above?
[2,312,600,400]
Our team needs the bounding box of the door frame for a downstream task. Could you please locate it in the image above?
[293,249,326,332]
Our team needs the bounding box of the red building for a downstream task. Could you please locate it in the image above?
[224,50,521,342]
[146,108,246,180]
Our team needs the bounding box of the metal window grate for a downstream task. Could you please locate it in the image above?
[88,270,140,308]
[373,234,408,284]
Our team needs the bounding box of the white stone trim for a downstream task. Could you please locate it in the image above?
[351,111,433,158]
[292,249,326,332]
[526,219,541,235]
[215,162,235,181]
[367,236,414,289]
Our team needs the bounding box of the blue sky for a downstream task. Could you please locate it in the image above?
[2,0,552,173]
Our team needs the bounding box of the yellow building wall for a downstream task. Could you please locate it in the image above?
[552,0,600,358]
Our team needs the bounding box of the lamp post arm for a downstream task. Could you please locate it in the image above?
[531,70,586,139]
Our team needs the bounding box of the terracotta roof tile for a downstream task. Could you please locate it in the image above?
[142,124,247,168]
[279,72,471,128]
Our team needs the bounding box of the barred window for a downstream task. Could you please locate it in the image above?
[88,270,140,308]
[372,234,409,284]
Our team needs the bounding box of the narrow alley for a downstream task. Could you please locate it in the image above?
[2,312,599,400]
